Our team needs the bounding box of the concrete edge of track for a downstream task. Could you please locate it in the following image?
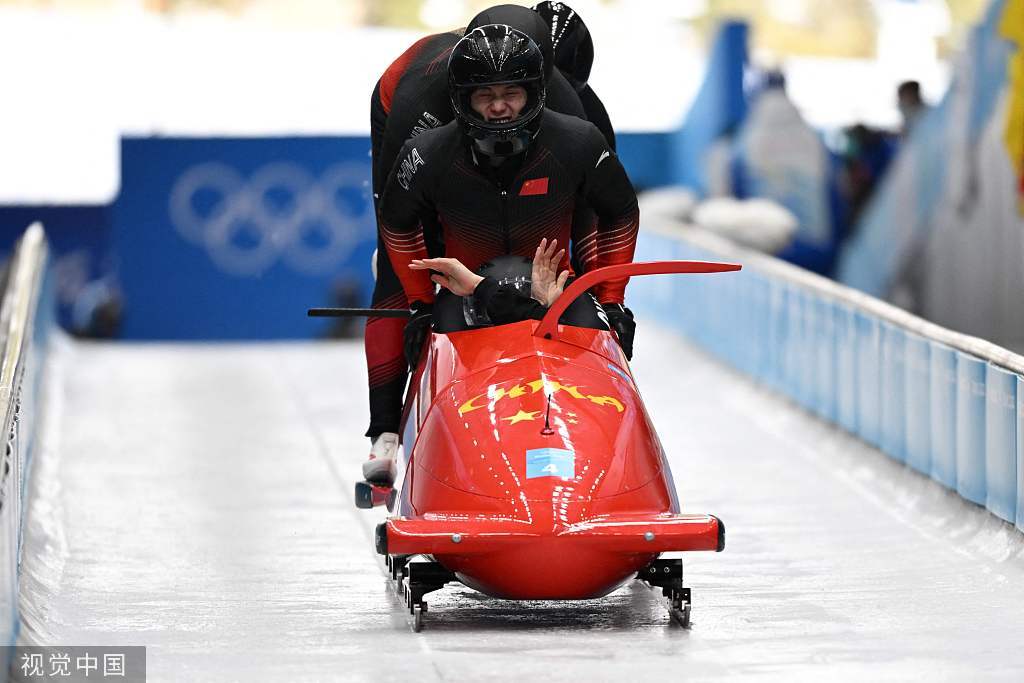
[634,199,1024,536]
[0,223,54,671]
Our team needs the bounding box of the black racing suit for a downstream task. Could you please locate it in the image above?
[578,84,616,152]
[364,31,599,438]
[379,111,638,317]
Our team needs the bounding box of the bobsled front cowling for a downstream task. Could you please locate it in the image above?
[410,323,673,513]
[386,321,720,600]
[377,261,737,618]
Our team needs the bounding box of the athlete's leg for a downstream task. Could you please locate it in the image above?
[365,235,408,439]
[363,80,407,486]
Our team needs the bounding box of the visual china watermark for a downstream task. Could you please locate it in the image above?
[8,647,145,682]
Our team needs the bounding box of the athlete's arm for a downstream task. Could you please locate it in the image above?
[379,139,436,306]
[579,85,616,151]
[409,240,569,325]
[579,125,639,304]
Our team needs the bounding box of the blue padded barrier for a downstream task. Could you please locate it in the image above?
[929,343,958,489]
[956,354,987,506]
[752,271,772,382]
[835,303,858,434]
[765,279,787,394]
[634,223,1024,530]
[813,296,837,422]
[904,333,932,476]
[855,311,882,448]
[797,290,815,411]
[880,324,907,463]
[1018,375,1024,534]
[785,286,806,407]
[984,365,1017,522]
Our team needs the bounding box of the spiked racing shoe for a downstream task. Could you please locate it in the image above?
[362,432,398,485]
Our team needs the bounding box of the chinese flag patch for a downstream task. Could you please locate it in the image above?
[519,177,549,196]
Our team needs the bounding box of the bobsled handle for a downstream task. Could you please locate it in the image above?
[534,260,742,341]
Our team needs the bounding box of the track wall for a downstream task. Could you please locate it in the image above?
[631,217,1024,532]
[0,224,54,669]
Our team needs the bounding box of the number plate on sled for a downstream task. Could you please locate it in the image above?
[526,448,575,479]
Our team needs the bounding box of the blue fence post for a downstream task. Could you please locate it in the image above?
[1018,375,1024,534]
[984,364,1017,523]
[748,271,769,382]
[835,302,857,434]
[765,278,786,393]
[794,288,813,410]
[904,333,931,475]
[956,353,987,506]
[880,323,907,462]
[855,311,882,448]
[813,296,837,421]
[930,342,957,489]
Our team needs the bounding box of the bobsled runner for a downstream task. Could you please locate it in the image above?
[357,259,740,631]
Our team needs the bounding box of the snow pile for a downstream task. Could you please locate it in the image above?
[637,187,699,223]
[691,197,797,254]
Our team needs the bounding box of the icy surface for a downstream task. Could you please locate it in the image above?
[17,328,1024,681]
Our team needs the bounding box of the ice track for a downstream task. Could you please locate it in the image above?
[16,327,1024,682]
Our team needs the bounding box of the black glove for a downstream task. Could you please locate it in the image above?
[602,303,636,360]
[403,301,433,369]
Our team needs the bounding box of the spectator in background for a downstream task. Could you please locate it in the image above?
[838,123,897,233]
[897,80,928,137]
[732,70,838,274]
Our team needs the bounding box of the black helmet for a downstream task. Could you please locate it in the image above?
[462,255,533,326]
[533,1,593,92]
[448,24,546,158]
[467,4,555,82]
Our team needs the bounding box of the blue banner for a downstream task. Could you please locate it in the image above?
[669,21,748,192]
[956,354,987,505]
[0,207,114,335]
[985,364,1017,522]
[113,136,377,340]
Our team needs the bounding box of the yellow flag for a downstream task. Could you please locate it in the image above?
[1000,0,1024,212]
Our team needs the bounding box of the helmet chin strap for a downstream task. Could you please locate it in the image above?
[470,128,533,164]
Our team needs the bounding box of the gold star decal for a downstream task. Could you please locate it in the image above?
[502,409,540,424]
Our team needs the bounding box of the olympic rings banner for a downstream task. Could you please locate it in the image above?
[114,136,376,339]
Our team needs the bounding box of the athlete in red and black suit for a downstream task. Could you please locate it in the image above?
[533,2,616,152]
[379,27,638,382]
[381,111,637,308]
[364,4,593,457]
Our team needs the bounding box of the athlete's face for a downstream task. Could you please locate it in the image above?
[469,84,527,123]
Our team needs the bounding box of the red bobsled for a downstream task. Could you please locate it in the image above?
[371,260,740,630]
